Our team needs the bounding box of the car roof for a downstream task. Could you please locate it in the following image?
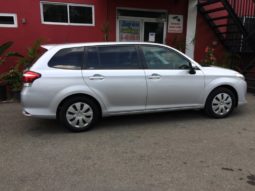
[41,42,169,50]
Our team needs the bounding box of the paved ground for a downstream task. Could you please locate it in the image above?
[0,94,255,191]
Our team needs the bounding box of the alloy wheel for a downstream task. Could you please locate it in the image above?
[212,93,233,116]
[66,102,93,128]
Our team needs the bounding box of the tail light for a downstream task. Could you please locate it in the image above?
[22,71,41,84]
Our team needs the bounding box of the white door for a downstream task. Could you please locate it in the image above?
[117,16,167,44]
[82,45,147,114]
[140,45,205,110]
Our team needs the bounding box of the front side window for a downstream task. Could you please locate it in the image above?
[48,47,84,69]
[41,2,94,26]
[85,46,140,69]
[141,46,190,70]
[0,13,17,28]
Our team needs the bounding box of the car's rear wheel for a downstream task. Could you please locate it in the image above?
[205,87,236,118]
[59,96,100,132]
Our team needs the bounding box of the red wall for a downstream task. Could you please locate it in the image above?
[0,0,108,72]
[0,0,227,73]
[194,15,226,63]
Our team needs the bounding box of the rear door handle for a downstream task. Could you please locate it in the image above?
[89,74,105,80]
[148,73,161,79]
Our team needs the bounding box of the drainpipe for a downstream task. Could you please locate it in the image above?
[185,0,198,59]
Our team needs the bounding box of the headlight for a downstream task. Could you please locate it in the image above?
[235,73,244,79]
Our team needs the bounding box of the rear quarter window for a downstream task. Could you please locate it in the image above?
[48,47,84,69]
[84,45,141,69]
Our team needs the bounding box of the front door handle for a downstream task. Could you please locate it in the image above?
[148,73,161,79]
[89,74,105,80]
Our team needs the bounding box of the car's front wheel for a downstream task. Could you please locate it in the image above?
[205,87,236,118]
[59,96,100,132]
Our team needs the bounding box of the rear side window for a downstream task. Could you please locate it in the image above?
[85,45,140,69]
[48,47,84,69]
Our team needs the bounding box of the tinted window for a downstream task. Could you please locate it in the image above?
[43,4,68,23]
[0,16,14,25]
[48,47,84,69]
[41,3,94,25]
[85,47,99,69]
[70,6,93,24]
[0,14,17,27]
[85,46,140,69]
[141,46,190,69]
[98,46,140,69]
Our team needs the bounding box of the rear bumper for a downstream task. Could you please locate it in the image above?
[23,110,32,117]
[21,87,56,119]
[22,108,56,119]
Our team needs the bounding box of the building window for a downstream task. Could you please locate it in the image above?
[40,1,94,26]
[0,13,18,28]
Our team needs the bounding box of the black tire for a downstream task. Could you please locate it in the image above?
[205,87,236,118]
[59,96,100,132]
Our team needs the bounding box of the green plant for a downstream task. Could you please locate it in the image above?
[0,39,42,92]
[0,41,23,88]
[101,21,110,41]
[201,46,217,66]
[0,41,22,65]
[1,65,22,91]
[19,39,43,69]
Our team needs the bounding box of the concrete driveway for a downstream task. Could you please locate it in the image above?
[0,94,255,191]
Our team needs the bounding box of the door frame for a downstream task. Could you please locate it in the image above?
[116,8,167,44]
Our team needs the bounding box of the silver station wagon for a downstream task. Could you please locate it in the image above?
[21,42,247,132]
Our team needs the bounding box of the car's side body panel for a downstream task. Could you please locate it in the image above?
[144,69,205,109]
[202,67,247,106]
[21,42,247,119]
[22,69,106,118]
[82,70,147,114]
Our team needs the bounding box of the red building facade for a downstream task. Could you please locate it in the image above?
[0,0,227,73]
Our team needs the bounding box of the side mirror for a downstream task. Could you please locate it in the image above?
[189,63,196,75]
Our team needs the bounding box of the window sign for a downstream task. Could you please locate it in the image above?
[119,20,141,41]
[148,32,156,42]
[168,14,183,33]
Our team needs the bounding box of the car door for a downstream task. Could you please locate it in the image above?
[82,45,147,114]
[140,45,205,110]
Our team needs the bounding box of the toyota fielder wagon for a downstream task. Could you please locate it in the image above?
[21,42,247,132]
